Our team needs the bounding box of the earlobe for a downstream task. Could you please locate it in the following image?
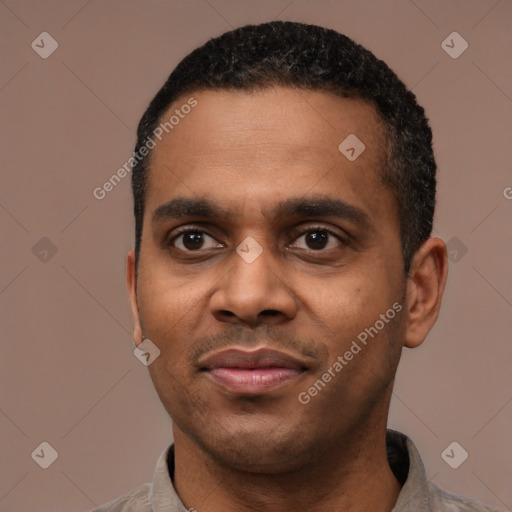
[403,237,448,349]
[133,324,143,347]
[127,249,143,347]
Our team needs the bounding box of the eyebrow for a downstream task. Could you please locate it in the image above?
[152,196,371,228]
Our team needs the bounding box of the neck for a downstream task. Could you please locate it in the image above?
[172,421,401,512]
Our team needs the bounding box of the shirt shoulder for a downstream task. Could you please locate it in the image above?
[91,482,152,512]
[428,481,505,512]
[387,430,505,512]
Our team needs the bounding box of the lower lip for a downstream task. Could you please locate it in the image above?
[206,367,302,394]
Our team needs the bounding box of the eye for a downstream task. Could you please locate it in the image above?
[169,229,223,251]
[291,227,345,251]
[166,226,346,254]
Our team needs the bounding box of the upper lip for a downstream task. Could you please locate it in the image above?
[199,347,307,371]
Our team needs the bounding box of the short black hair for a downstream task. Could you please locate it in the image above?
[132,21,436,275]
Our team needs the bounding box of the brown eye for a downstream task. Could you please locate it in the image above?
[292,228,344,251]
[170,230,221,251]
[181,231,205,250]
[304,231,329,249]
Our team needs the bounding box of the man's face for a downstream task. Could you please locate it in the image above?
[131,87,407,472]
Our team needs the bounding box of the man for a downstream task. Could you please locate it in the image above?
[96,21,502,511]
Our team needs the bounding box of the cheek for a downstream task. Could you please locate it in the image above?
[304,262,403,367]
[309,271,387,332]
[138,255,206,317]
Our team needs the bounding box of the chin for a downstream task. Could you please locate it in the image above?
[210,441,307,474]
[189,417,318,474]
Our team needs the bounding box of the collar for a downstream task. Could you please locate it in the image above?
[148,429,431,511]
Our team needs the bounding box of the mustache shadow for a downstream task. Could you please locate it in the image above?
[188,324,321,364]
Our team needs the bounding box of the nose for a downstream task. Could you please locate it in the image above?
[209,241,298,328]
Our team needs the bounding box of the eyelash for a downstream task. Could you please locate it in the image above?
[166,225,348,252]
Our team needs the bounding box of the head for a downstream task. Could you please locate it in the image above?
[132,21,436,276]
[127,21,447,473]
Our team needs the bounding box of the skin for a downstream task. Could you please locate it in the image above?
[126,87,448,512]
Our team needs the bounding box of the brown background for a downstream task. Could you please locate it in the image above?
[1,1,511,510]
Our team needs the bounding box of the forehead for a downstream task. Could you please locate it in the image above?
[153,87,385,164]
[144,87,396,229]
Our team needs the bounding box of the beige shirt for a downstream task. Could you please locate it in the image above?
[93,430,503,511]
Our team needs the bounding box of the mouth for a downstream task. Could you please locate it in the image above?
[199,347,308,395]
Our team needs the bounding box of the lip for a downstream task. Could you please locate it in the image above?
[199,347,307,395]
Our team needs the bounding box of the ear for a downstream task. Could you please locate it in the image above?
[403,237,448,349]
[127,249,143,347]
